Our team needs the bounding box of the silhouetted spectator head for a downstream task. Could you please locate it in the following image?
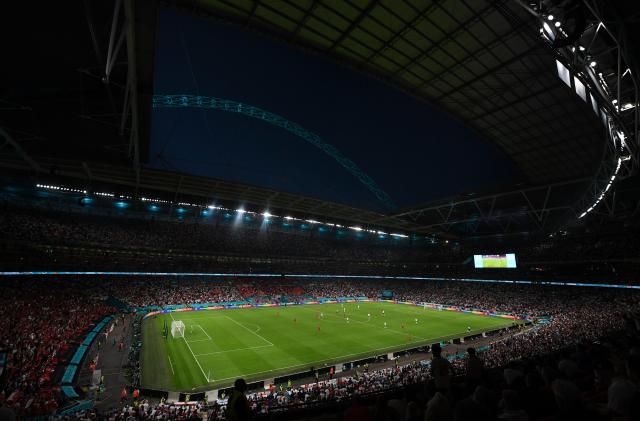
[552,379,581,413]
[500,389,521,411]
[608,378,637,417]
[425,392,451,421]
[432,343,442,357]
[234,378,247,392]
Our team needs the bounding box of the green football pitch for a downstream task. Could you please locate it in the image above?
[141,301,514,391]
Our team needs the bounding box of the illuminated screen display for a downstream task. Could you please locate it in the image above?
[474,254,517,269]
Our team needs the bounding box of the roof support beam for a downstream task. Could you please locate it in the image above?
[289,0,319,38]
[0,127,42,172]
[105,0,124,83]
[326,0,379,53]
[387,177,590,220]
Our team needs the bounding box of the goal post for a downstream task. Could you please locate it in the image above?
[171,320,185,338]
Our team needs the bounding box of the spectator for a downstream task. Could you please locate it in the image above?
[226,379,251,421]
[430,344,453,393]
[465,347,483,387]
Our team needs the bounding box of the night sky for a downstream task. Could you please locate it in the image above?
[150,9,519,212]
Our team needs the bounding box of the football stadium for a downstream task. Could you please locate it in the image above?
[2,1,640,420]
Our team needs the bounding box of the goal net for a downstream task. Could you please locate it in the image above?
[171,320,185,338]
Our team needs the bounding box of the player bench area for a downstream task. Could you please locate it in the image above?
[142,301,519,391]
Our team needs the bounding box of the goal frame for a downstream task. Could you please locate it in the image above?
[171,320,185,338]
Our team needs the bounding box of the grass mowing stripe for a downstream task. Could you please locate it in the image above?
[141,316,172,390]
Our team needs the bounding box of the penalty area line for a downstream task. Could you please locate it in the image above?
[223,315,273,346]
[185,325,213,342]
[197,324,212,340]
[194,344,273,357]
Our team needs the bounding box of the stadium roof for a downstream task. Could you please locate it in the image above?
[166,0,602,183]
[2,0,638,239]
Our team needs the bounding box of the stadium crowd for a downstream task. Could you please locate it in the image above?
[101,278,637,322]
[0,205,450,266]
[3,204,640,280]
[3,277,640,420]
[103,279,244,308]
[0,279,114,417]
[53,299,640,421]
[213,281,640,420]
[233,312,640,421]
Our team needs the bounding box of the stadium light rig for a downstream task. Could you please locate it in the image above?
[141,196,171,204]
[527,0,638,224]
[32,183,412,240]
[36,184,87,194]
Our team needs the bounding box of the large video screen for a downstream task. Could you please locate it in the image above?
[473,254,517,269]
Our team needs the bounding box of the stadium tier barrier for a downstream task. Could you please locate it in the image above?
[60,315,114,399]
[2,271,640,289]
[56,400,93,417]
[0,271,640,289]
[60,386,79,399]
[204,344,497,410]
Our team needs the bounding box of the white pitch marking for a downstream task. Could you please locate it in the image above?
[168,356,175,374]
[186,324,212,342]
[194,344,274,357]
[223,316,273,346]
